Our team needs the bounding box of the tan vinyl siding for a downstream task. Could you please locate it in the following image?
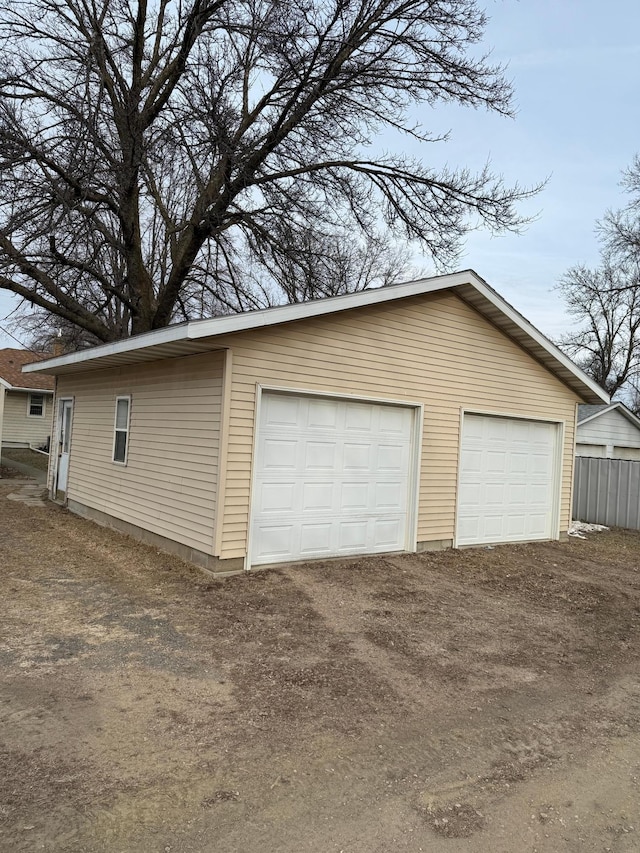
[56,352,224,554]
[1,390,53,446]
[213,291,580,558]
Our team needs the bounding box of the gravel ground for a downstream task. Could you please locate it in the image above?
[2,481,640,852]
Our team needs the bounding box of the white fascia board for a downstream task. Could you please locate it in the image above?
[19,268,609,404]
[22,322,190,373]
[185,271,464,340]
[468,277,609,404]
[0,377,10,390]
[22,271,468,373]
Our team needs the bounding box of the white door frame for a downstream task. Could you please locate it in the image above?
[51,397,74,499]
[453,408,565,548]
[245,384,424,570]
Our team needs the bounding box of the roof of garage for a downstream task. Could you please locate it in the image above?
[23,269,609,404]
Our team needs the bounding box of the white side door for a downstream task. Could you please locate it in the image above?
[57,399,73,493]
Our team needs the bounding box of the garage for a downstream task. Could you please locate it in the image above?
[28,271,610,572]
[250,390,418,566]
[456,413,560,546]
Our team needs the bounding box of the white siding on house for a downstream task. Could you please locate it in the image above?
[577,409,640,456]
[212,291,580,560]
[1,390,53,446]
[55,352,224,554]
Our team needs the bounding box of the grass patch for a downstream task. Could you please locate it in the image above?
[2,447,50,471]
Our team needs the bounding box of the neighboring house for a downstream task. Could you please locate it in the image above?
[26,270,608,573]
[576,402,640,460]
[0,349,55,449]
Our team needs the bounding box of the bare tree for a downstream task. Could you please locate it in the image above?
[14,226,414,345]
[223,227,416,312]
[600,155,640,267]
[0,0,537,343]
[556,156,640,408]
[10,313,103,354]
[557,262,640,400]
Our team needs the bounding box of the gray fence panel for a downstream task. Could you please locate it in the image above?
[573,457,640,529]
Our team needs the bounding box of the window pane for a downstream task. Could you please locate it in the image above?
[30,395,44,416]
[114,430,127,463]
[116,398,129,430]
[62,404,72,453]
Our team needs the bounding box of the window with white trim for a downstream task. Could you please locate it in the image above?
[113,396,131,464]
[28,393,45,417]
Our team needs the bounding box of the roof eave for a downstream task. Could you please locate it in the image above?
[22,322,192,375]
[21,269,608,404]
[23,271,472,375]
[453,280,608,405]
[6,385,55,395]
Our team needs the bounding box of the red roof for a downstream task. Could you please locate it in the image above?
[0,349,55,391]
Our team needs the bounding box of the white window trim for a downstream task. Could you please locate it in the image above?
[27,392,46,418]
[112,395,131,465]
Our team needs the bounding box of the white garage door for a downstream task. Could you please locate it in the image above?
[250,392,416,566]
[457,414,559,546]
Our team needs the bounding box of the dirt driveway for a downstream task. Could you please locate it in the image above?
[2,479,640,852]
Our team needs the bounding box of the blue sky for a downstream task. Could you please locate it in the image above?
[1,0,639,348]
[445,0,640,337]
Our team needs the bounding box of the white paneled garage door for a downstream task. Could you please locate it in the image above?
[250,391,416,566]
[457,414,559,546]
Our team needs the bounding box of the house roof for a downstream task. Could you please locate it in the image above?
[24,269,609,404]
[577,402,640,430]
[0,348,55,392]
[577,404,608,422]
